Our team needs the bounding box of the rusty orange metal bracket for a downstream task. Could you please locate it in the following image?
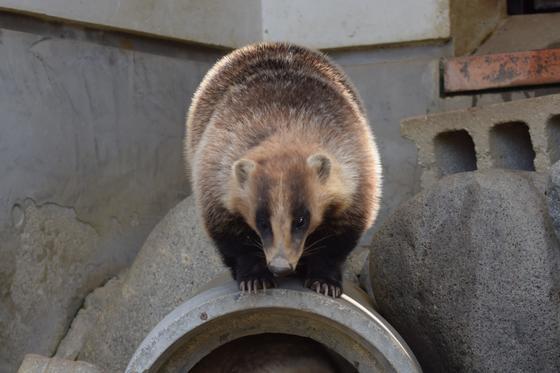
[443,48,560,93]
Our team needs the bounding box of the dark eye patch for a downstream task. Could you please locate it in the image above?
[255,206,271,235]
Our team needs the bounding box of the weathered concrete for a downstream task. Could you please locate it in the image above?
[0,13,223,372]
[126,274,421,373]
[260,0,449,49]
[368,170,560,372]
[402,94,560,189]
[5,200,101,369]
[55,276,125,360]
[546,160,560,244]
[0,0,450,49]
[17,354,101,373]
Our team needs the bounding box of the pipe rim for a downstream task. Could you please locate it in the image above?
[126,278,421,373]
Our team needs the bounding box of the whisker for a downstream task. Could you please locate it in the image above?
[301,245,325,257]
[304,234,334,252]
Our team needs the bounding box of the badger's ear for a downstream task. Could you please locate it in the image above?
[232,159,256,188]
[307,153,331,182]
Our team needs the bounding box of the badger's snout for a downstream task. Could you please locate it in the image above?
[267,256,294,277]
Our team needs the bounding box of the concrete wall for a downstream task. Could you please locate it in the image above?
[260,0,450,49]
[0,12,223,372]
[0,0,450,49]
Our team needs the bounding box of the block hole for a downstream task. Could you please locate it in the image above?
[490,121,535,171]
[547,114,560,164]
[434,130,477,176]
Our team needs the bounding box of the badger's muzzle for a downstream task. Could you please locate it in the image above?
[267,256,294,277]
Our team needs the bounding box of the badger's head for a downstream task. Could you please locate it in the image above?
[225,149,353,276]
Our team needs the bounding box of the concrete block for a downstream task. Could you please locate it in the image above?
[17,354,101,373]
[402,93,560,189]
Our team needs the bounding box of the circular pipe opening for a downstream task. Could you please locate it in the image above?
[126,277,420,373]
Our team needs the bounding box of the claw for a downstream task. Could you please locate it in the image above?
[305,279,342,298]
[240,281,246,293]
[314,282,321,293]
[253,279,259,293]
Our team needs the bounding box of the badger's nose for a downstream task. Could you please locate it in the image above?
[268,256,294,277]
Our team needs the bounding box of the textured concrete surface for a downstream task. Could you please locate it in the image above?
[368,170,560,372]
[260,0,449,49]
[17,354,101,373]
[546,160,560,244]
[54,276,124,360]
[0,0,450,49]
[0,13,223,372]
[77,196,226,372]
[475,12,560,55]
[5,200,101,369]
[402,94,560,189]
[126,274,420,373]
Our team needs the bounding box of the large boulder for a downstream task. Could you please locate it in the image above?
[77,196,226,372]
[546,160,560,242]
[368,170,560,372]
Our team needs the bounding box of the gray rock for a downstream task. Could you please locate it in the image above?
[2,200,105,372]
[17,354,101,373]
[368,170,560,372]
[78,196,226,373]
[55,276,125,360]
[546,160,560,242]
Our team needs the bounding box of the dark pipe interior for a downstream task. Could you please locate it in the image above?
[190,333,358,372]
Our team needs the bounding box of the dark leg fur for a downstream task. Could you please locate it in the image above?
[299,224,362,298]
[208,214,275,293]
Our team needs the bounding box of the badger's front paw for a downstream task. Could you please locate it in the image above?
[304,278,342,298]
[238,275,276,294]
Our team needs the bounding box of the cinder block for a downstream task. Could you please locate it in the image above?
[17,354,101,373]
[402,94,560,189]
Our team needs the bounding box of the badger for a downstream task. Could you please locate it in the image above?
[185,42,381,297]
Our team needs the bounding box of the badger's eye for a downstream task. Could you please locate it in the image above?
[293,216,306,230]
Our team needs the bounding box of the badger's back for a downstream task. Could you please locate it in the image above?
[186,42,365,164]
[186,42,381,229]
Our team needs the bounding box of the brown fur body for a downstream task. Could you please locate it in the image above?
[186,42,381,296]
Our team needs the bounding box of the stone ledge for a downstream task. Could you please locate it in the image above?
[0,0,450,49]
